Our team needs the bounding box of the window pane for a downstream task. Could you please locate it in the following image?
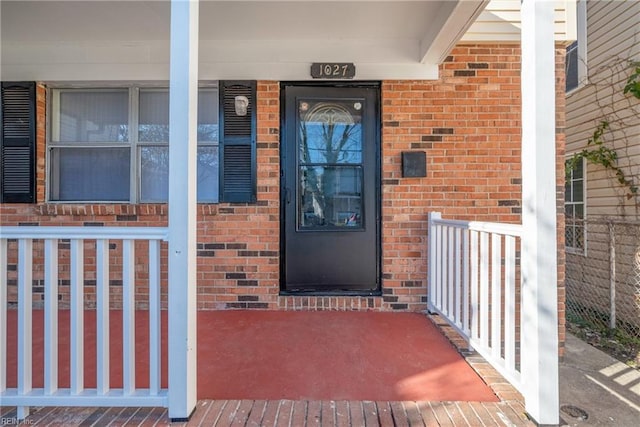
[565,159,585,250]
[140,146,169,202]
[139,90,169,142]
[573,179,584,202]
[51,147,130,201]
[299,165,362,229]
[140,146,219,203]
[197,146,219,202]
[566,41,578,92]
[573,160,583,179]
[565,204,573,217]
[57,90,129,142]
[139,88,219,143]
[299,100,363,164]
[198,89,219,142]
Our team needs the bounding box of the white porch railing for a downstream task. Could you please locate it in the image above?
[427,212,524,393]
[0,226,169,419]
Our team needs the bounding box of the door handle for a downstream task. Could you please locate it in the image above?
[285,188,291,204]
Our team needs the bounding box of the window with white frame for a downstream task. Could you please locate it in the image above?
[566,0,587,92]
[48,85,219,203]
[565,158,585,252]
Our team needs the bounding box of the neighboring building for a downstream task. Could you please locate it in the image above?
[1,0,572,424]
[565,0,640,334]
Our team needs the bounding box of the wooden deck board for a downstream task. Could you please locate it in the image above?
[1,400,534,426]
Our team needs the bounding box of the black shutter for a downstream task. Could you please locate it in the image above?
[219,81,257,203]
[1,82,36,203]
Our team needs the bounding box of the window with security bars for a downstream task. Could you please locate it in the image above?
[565,158,586,253]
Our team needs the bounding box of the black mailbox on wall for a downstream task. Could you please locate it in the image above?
[401,151,426,178]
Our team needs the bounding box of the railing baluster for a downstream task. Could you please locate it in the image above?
[454,227,462,328]
[440,227,449,315]
[149,240,161,395]
[470,230,479,341]
[439,226,445,313]
[0,239,7,393]
[17,239,33,419]
[505,235,516,371]
[44,239,59,395]
[447,226,454,318]
[462,229,470,336]
[427,213,440,312]
[480,231,489,347]
[442,226,448,314]
[96,239,110,395]
[435,224,442,310]
[122,240,136,395]
[70,239,84,395]
[491,233,502,359]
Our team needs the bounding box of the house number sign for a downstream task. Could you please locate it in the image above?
[310,63,356,79]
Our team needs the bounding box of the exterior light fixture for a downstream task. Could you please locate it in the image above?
[234,95,249,116]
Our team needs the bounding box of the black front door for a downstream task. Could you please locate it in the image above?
[281,84,380,293]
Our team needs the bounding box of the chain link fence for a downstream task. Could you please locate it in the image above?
[565,217,640,364]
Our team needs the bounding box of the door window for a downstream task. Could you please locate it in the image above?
[297,100,364,229]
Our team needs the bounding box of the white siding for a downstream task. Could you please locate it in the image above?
[565,0,640,218]
[461,0,576,42]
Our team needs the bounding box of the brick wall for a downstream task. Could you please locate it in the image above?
[0,43,566,343]
[381,45,524,312]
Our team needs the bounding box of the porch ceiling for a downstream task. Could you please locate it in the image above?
[0,0,488,81]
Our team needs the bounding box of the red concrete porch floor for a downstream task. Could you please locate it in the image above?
[2,311,533,425]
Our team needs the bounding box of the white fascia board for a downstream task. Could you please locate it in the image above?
[0,62,440,82]
[1,38,441,81]
[198,62,440,81]
[420,0,490,64]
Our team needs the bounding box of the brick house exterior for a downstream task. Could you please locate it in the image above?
[1,45,566,343]
[0,0,573,423]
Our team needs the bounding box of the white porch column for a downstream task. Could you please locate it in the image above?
[168,0,199,420]
[520,0,559,425]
